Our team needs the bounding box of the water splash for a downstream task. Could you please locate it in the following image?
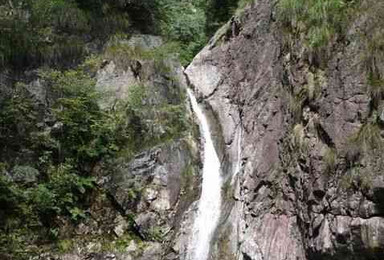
[187,88,222,260]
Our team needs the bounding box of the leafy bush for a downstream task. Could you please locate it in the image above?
[0,1,196,255]
[39,69,117,163]
[57,239,74,253]
[0,0,88,68]
[112,84,188,157]
[11,166,39,184]
[0,83,39,160]
[1,0,247,69]
[0,0,132,69]
[0,176,24,227]
[155,0,208,65]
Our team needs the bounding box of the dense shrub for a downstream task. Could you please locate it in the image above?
[154,0,207,64]
[40,69,117,164]
[0,83,39,160]
[0,0,131,68]
[1,0,250,68]
[0,56,190,254]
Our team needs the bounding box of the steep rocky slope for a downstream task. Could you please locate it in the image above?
[0,35,202,260]
[185,0,384,259]
[2,0,384,259]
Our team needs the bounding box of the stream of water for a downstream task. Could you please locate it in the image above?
[186,88,222,260]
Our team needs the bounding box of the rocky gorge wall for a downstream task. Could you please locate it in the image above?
[0,34,204,260]
[2,0,384,259]
[57,37,204,260]
[185,0,384,259]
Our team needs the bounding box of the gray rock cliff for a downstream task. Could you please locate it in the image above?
[185,0,384,259]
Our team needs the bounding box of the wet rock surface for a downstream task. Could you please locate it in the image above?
[185,0,384,259]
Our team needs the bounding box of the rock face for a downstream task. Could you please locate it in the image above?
[100,139,200,246]
[30,35,202,260]
[185,0,384,259]
[75,37,202,259]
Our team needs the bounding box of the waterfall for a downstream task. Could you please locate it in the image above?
[232,126,242,183]
[187,88,222,260]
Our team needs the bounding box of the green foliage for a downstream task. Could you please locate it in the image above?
[126,84,147,110]
[57,239,74,253]
[29,184,60,218]
[292,123,309,154]
[147,226,165,242]
[112,85,188,157]
[104,36,184,71]
[1,0,247,69]
[0,0,87,67]
[1,1,196,256]
[0,59,189,257]
[206,0,253,38]
[278,0,355,51]
[323,146,337,174]
[181,164,194,189]
[289,88,307,122]
[0,176,24,227]
[0,83,39,158]
[368,71,384,101]
[11,166,39,184]
[340,165,374,190]
[81,55,104,75]
[288,71,324,121]
[0,0,131,68]
[222,179,234,201]
[356,2,384,109]
[350,121,383,152]
[155,0,208,65]
[234,0,255,17]
[0,67,113,255]
[69,207,86,221]
[40,69,117,163]
[114,235,133,252]
[26,162,95,223]
[237,0,254,10]
[97,233,144,254]
[364,25,384,106]
[153,104,188,141]
[0,162,95,256]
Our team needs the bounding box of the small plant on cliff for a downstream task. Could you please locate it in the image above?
[359,1,384,107]
[292,123,309,154]
[342,118,384,189]
[289,89,307,122]
[278,0,355,52]
[350,121,383,152]
[222,179,234,201]
[367,71,384,107]
[235,0,254,16]
[147,226,165,242]
[365,35,384,108]
[323,146,337,174]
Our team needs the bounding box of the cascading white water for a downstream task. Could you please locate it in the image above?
[232,126,242,183]
[187,88,222,260]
